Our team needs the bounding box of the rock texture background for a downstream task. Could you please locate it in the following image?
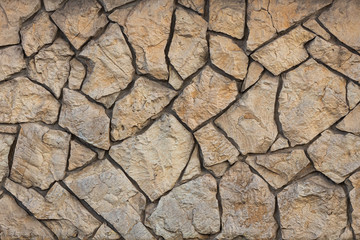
[0,0,359,239]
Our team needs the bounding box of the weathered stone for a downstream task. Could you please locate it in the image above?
[251,26,315,75]
[51,0,108,49]
[349,171,360,239]
[64,159,154,240]
[178,0,204,14]
[210,34,248,80]
[206,161,230,178]
[340,227,354,240]
[68,140,96,171]
[44,0,66,11]
[0,45,26,81]
[0,134,15,182]
[303,18,331,40]
[93,223,121,240]
[308,130,360,183]
[169,8,208,79]
[181,145,202,183]
[111,77,176,141]
[278,175,347,239]
[20,11,57,56]
[348,81,360,109]
[218,162,277,239]
[0,124,18,134]
[173,66,238,130]
[146,174,220,239]
[215,73,278,154]
[110,113,194,201]
[10,123,70,190]
[270,136,289,151]
[246,149,310,189]
[124,0,174,79]
[337,104,360,135]
[279,59,348,146]
[0,77,60,124]
[209,0,245,39]
[168,65,183,90]
[59,89,110,150]
[28,38,74,98]
[241,61,264,92]
[68,58,86,90]
[100,0,134,11]
[108,3,136,26]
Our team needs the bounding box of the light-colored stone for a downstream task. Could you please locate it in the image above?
[108,2,136,26]
[241,61,264,92]
[68,140,96,171]
[124,0,174,79]
[209,0,245,39]
[28,38,74,98]
[251,26,315,75]
[44,0,66,11]
[340,227,354,240]
[245,149,310,189]
[337,104,360,135]
[0,134,15,182]
[349,171,360,239]
[303,18,331,40]
[215,73,278,155]
[10,123,70,190]
[348,81,360,109]
[173,66,238,130]
[181,145,202,183]
[218,162,277,239]
[279,59,348,146]
[206,161,230,178]
[169,8,208,79]
[93,223,121,240]
[278,175,347,240]
[307,130,360,183]
[146,174,220,239]
[168,66,183,90]
[210,34,248,80]
[100,0,134,11]
[270,136,289,151]
[51,0,108,49]
[68,58,86,90]
[0,124,18,134]
[0,77,60,124]
[178,0,204,14]
[110,113,194,201]
[111,77,176,141]
[0,45,26,81]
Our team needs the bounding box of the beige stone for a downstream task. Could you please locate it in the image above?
[218,162,277,239]
[59,89,110,150]
[0,134,15,182]
[278,175,347,239]
[93,223,121,240]
[173,66,238,130]
[111,77,176,141]
[44,0,66,11]
[28,38,74,98]
[169,8,208,79]
[68,58,86,90]
[178,0,204,14]
[0,77,60,124]
[348,81,360,109]
[279,59,348,146]
[10,123,70,190]
[68,140,96,171]
[110,113,194,201]
[181,145,202,183]
[206,161,230,178]
[51,0,108,49]
[210,34,248,80]
[0,124,18,134]
[270,136,289,151]
[215,73,278,154]
[0,45,26,81]
[241,61,264,92]
[168,65,183,90]
[100,0,134,11]
[337,104,360,135]
[146,174,220,239]
[108,3,136,26]
[349,171,360,239]
[303,18,331,40]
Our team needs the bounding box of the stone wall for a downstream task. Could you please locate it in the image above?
[0,0,359,239]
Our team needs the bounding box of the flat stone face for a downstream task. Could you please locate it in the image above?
[93,223,121,240]
[349,171,360,239]
[43,0,66,11]
[337,104,360,135]
[348,81,360,109]
[10,123,70,190]
[59,89,110,150]
[110,113,194,201]
[68,58,86,90]
[51,0,108,49]
[303,18,331,40]
[100,0,134,11]
[270,136,289,152]
[279,59,348,146]
[181,145,201,183]
[168,66,183,90]
[68,140,96,171]
[108,3,136,27]
[0,134,15,183]
[146,174,220,239]
[215,73,278,155]
[178,0,204,14]
[241,61,264,92]
[111,77,176,141]
[278,175,347,240]
[218,162,277,240]
[0,45,26,81]
[173,66,238,130]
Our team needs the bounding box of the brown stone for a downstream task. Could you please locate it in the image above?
[0,45,26,81]
[349,171,360,239]
[108,3,136,27]
[178,0,205,14]
[0,134,15,183]
[241,61,264,92]
[44,0,66,11]
[348,81,360,109]
[68,58,86,90]
[337,104,360,135]
[100,0,134,11]
[303,18,331,40]
[0,124,18,134]
[270,136,289,151]
[181,145,202,183]
[68,140,96,171]
[93,223,121,240]
[206,161,230,178]
[168,65,183,90]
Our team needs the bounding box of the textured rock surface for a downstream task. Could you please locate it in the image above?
[337,104,360,135]
[93,223,121,240]
[0,45,26,81]
[0,125,18,134]
[348,81,360,109]
[303,18,331,40]
[270,136,289,151]
[0,134,15,182]
[44,0,66,11]
[181,145,202,183]
[100,0,134,11]
[349,171,360,239]
[178,0,204,14]
[68,58,86,90]
[68,140,96,171]
[168,65,183,90]
[108,3,136,27]
[241,61,264,92]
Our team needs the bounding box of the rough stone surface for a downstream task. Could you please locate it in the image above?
[0,134,15,182]
[0,124,18,134]
[181,145,202,183]
[348,81,360,109]
[44,0,66,11]
[68,58,86,90]
[349,171,360,239]
[178,0,204,14]
[241,61,264,92]
[0,45,26,81]
[168,66,183,90]
[337,104,360,135]
[108,3,136,27]
[206,161,230,178]
[303,18,331,40]
[270,136,289,151]
[93,223,121,240]
[100,0,134,11]
[68,140,96,171]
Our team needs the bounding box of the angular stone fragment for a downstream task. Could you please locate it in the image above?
[111,77,176,140]
[0,77,60,124]
[210,34,248,80]
[270,136,289,151]
[206,161,230,178]
[64,159,154,240]
[68,140,96,171]
[68,58,86,90]
[44,0,66,11]
[218,162,277,239]
[124,0,174,79]
[0,124,18,134]
[108,3,136,26]
[28,38,74,98]
[241,61,264,92]
[209,0,245,39]
[303,18,330,40]
[0,134,15,182]
[0,45,26,81]
[178,0,204,14]
[93,223,121,240]
[279,59,348,146]
[173,66,238,130]
[215,73,278,154]
[51,0,108,49]
[251,26,315,75]
[349,171,360,239]
[337,104,360,135]
[168,66,183,90]
[59,89,110,150]
[20,11,57,56]
[278,175,347,239]
[110,113,194,201]
[181,145,202,183]
[348,81,360,109]
[307,130,360,183]
[169,8,208,79]
[146,174,220,239]
[10,123,70,190]
[100,0,134,11]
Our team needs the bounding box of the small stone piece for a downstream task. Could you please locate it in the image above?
[111,77,176,141]
[178,0,204,14]
[51,0,108,49]
[206,161,230,178]
[303,18,331,40]
[68,59,86,90]
[146,174,220,239]
[110,113,194,201]
[44,0,66,11]
[337,104,360,135]
[173,66,238,130]
[0,124,18,134]
[68,140,96,171]
[0,45,26,81]
[270,136,289,151]
[169,8,208,79]
[241,61,264,92]
[218,162,277,239]
[348,81,360,109]
[278,175,347,239]
[0,134,15,182]
[349,171,360,239]
[168,66,183,90]
[93,223,121,240]
[215,73,278,155]
[108,3,136,27]
[181,145,202,183]
[100,0,134,11]
[59,89,110,150]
